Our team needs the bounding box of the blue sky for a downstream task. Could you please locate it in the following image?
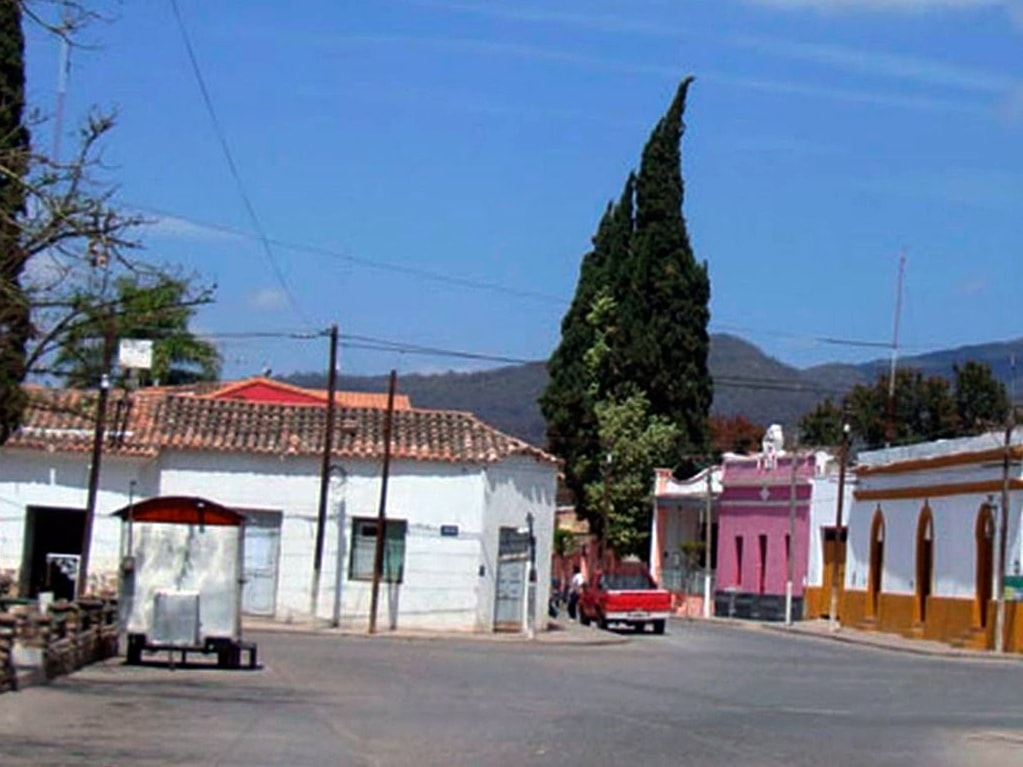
[23,0,1023,379]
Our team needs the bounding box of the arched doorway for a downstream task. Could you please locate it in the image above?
[915,506,935,624]
[975,505,995,629]
[868,509,885,618]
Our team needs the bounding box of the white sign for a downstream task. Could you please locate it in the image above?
[119,339,154,370]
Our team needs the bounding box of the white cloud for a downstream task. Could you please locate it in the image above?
[706,72,988,114]
[860,168,1023,209]
[998,83,1023,123]
[747,0,1023,28]
[733,35,1014,93]
[959,279,988,295]
[747,0,1001,10]
[146,214,241,242]
[248,288,290,311]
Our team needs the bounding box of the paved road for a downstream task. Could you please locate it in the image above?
[2,620,1022,766]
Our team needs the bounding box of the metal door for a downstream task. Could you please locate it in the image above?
[242,511,282,616]
[494,527,530,632]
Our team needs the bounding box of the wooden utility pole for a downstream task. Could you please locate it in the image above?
[310,324,339,618]
[829,423,851,632]
[368,371,397,634]
[78,315,116,599]
[995,414,1015,653]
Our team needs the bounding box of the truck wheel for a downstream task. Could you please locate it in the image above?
[126,634,144,665]
[579,608,590,626]
[652,620,666,635]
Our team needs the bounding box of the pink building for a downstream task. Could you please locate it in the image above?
[715,451,817,621]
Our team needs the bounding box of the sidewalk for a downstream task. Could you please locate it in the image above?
[720,616,1023,662]
[241,614,627,646]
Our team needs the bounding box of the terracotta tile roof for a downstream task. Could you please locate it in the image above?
[7,387,162,457]
[6,386,554,466]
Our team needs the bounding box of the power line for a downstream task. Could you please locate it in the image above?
[168,0,308,324]
[132,202,926,354]
[132,202,567,306]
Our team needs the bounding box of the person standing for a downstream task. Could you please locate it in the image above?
[568,565,585,620]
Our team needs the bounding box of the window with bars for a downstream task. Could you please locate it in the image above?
[349,518,407,583]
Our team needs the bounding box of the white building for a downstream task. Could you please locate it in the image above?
[0,383,558,633]
[842,429,1023,651]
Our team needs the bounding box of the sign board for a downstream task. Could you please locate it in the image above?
[1005,575,1023,600]
[440,525,459,537]
[119,339,154,370]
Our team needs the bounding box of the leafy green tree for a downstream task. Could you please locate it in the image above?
[954,361,1009,434]
[800,365,1006,450]
[0,0,31,444]
[798,397,844,447]
[581,289,680,557]
[54,273,219,388]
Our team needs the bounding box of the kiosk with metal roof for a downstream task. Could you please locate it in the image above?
[113,496,256,669]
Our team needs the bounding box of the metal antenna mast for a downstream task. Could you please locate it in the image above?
[885,252,907,447]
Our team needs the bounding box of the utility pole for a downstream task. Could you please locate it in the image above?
[78,314,116,599]
[368,370,397,634]
[995,413,1015,653]
[310,324,339,619]
[829,423,851,632]
[703,465,714,618]
[785,451,798,626]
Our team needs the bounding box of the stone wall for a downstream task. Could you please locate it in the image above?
[0,598,118,693]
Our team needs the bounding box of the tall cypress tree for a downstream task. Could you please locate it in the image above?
[621,76,711,466]
[0,0,31,444]
[541,205,614,515]
[543,76,711,548]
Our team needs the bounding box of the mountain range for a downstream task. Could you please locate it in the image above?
[284,334,1023,448]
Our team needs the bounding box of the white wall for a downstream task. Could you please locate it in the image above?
[157,450,323,621]
[331,458,487,631]
[805,470,854,589]
[2,445,558,633]
[846,462,1023,599]
[0,449,158,592]
[481,456,558,632]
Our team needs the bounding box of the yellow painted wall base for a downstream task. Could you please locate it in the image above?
[839,590,1023,653]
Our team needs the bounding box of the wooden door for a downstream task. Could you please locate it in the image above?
[820,528,847,619]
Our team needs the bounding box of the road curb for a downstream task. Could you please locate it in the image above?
[697,615,1023,662]
[242,618,631,647]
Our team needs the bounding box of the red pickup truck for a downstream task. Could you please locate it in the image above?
[578,567,672,634]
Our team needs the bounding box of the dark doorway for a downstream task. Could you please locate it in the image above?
[975,505,994,629]
[869,510,885,618]
[916,507,934,624]
[758,534,768,594]
[20,506,85,600]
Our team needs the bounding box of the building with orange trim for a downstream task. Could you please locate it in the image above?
[841,428,1023,652]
